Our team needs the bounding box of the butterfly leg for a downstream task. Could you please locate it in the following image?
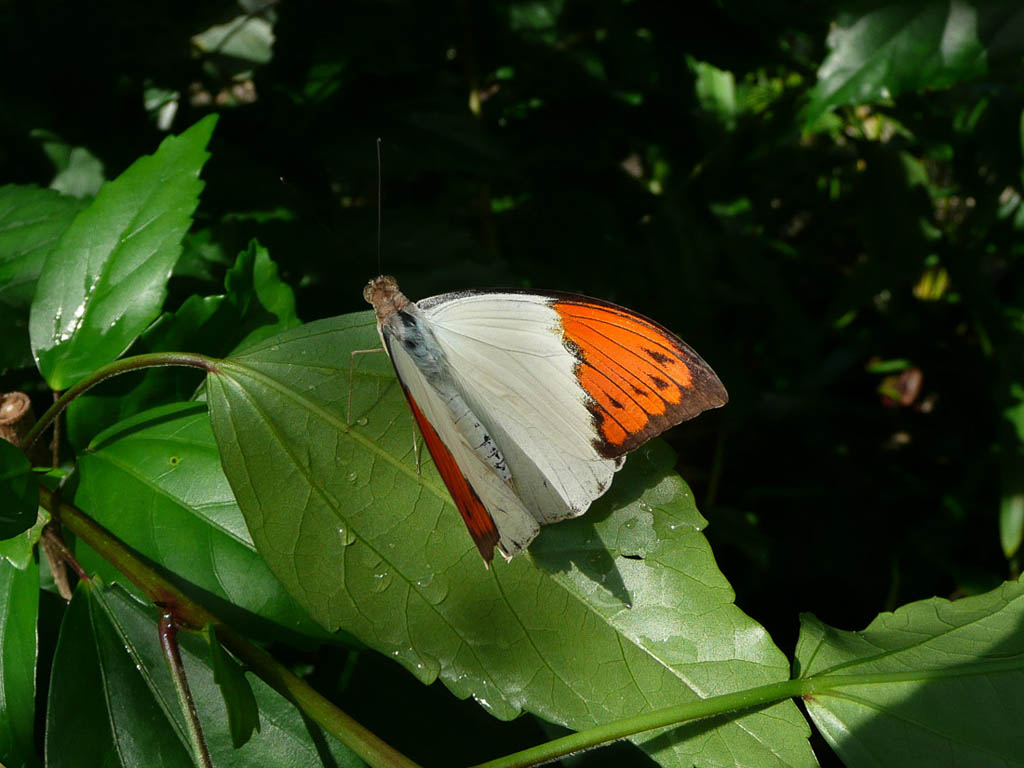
[412,430,422,482]
[347,347,386,426]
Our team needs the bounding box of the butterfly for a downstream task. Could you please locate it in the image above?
[363,275,728,565]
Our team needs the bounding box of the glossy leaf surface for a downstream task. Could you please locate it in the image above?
[0,184,85,371]
[64,239,299,449]
[29,115,216,390]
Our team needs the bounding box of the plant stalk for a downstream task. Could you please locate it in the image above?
[38,486,421,768]
[160,612,214,768]
[24,352,221,453]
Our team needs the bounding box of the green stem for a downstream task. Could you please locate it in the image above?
[23,352,221,453]
[38,486,421,768]
[474,655,1024,768]
[469,679,808,768]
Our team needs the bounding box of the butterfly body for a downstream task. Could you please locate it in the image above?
[364,275,727,564]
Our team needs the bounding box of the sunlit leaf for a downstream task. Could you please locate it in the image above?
[65,240,299,449]
[796,577,1024,767]
[206,313,815,767]
[0,184,86,371]
[29,115,217,390]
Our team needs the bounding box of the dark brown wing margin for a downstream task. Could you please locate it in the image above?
[552,299,728,458]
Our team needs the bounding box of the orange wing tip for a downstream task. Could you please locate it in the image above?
[553,298,728,458]
[404,391,500,564]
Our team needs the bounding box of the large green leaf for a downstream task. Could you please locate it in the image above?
[0,184,86,372]
[46,581,363,768]
[795,576,1024,767]
[805,2,1024,126]
[29,115,217,390]
[206,313,815,767]
[0,557,39,768]
[70,402,330,642]
[45,580,191,768]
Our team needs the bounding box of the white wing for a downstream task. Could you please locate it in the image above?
[385,330,541,560]
[418,291,623,525]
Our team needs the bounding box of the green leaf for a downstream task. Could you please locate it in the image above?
[0,184,86,372]
[191,13,276,65]
[65,240,299,449]
[222,239,301,352]
[0,438,38,539]
[689,56,738,130]
[805,3,995,126]
[1001,383,1024,559]
[1001,458,1024,560]
[206,313,815,768]
[70,402,330,642]
[47,581,365,768]
[795,577,1024,767]
[45,581,192,768]
[0,510,48,570]
[31,129,106,199]
[203,625,260,749]
[29,115,217,391]
[0,557,39,768]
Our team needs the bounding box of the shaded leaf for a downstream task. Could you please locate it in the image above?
[31,129,106,199]
[0,184,86,372]
[29,115,217,390]
[47,581,365,768]
[206,313,815,768]
[805,2,1018,126]
[0,557,39,768]
[71,402,331,642]
[192,13,276,65]
[796,577,1024,767]
[0,438,38,539]
[45,581,193,768]
[203,624,260,749]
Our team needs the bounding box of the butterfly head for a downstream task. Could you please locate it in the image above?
[364,275,409,323]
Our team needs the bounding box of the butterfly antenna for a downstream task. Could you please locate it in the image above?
[376,137,383,276]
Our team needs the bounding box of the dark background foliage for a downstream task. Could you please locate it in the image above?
[3,0,1023,764]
